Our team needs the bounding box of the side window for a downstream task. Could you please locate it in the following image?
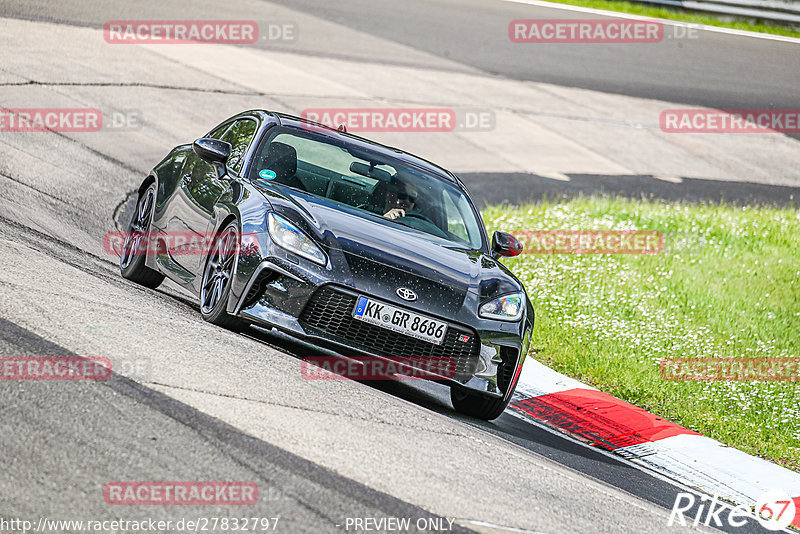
[208,122,232,140]
[272,133,364,179]
[442,190,469,243]
[220,119,257,174]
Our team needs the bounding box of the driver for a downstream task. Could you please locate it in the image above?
[381,179,418,220]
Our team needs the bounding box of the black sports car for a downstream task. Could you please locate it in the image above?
[120,110,534,420]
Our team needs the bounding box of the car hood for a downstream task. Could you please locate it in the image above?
[257,185,522,314]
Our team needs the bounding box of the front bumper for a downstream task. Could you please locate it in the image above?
[229,237,531,398]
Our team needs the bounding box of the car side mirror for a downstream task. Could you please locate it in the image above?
[193,138,231,179]
[491,231,523,259]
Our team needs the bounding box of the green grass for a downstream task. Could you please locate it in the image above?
[483,197,800,470]
[539,0,800,38]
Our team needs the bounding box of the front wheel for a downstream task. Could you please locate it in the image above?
[120,183,165,289]
[200,222,244,330]
[450,388,511,420]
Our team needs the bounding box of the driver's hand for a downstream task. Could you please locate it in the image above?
[383,208,405,220]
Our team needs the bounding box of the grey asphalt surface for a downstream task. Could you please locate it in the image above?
[260,0,800,112]
[0,219,770,533]
[0,318,473,534]
[0,212,710,534]
[0,1,795,533]
[1,0,798,111]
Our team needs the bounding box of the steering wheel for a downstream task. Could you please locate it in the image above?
[398,210,434,224]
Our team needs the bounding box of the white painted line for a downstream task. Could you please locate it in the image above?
[537,171,571,181]
[621,434,800,506]
[510,398,800,531]
[654,174,684,183]
[500,0,800,44]
[512,361,800,524]
[455,519,548,533]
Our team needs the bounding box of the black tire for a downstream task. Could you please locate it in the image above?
[199,221,244,330]
[120,183,165,289]
[450,388,511,420]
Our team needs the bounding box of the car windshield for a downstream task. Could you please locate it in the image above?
[249,128,484,250]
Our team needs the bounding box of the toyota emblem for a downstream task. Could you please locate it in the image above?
[396,287,417,301]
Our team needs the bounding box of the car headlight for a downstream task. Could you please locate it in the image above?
[479,292,524,321]
[267,213,327,266]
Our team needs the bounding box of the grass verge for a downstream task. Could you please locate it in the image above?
[483,196,800,470]
[536,0,800,38]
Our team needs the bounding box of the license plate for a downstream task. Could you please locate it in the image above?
[352,295,448,345]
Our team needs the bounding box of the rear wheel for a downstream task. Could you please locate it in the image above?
[450,388,511,420]
[200,222,244,330]
[120,183,165,288]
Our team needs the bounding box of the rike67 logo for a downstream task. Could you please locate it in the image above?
[755,491,798,531]
[669,490,798,531]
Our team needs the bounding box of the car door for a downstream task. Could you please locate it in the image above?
[165,118,258,276]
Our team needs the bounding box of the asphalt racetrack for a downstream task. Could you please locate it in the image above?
[0,1,797,533]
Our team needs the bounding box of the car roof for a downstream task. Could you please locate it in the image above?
[240,110,460,185]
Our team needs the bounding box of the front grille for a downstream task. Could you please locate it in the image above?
[299,285,479,379]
